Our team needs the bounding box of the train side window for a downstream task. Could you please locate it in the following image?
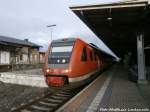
[94,52,97,61]
[81,47,87,61]
[90,51,93,61]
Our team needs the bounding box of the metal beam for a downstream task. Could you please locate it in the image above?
[71,2,147,11]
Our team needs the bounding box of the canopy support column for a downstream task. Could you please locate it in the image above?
[137,33,147,84]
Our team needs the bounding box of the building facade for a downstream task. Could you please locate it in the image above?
[0,36,45,67]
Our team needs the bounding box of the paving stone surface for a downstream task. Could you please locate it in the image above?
[99,64,150,112]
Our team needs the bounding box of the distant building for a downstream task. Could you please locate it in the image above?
[0,36,45,66]
[39,52,46,64]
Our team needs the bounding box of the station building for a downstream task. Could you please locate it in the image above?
[0,36,45,71]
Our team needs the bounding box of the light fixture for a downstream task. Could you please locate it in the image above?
[107,8,112,21]
[62,59,66,63]
[62,69,69,73]
[107,17,112,20]
[46,69,50,73]
[57,59,60,63]
[46,24,56,41]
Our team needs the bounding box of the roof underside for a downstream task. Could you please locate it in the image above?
[70,0,150,58]
[0,36,41,48]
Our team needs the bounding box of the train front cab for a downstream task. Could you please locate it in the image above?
[44,38,75,86]
[44,38,103,86]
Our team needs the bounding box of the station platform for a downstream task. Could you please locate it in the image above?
[57,64,150,112]
[0,69,47,87]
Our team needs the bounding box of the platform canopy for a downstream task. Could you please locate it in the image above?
[70,0,150,58]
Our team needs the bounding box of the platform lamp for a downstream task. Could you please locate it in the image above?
[107,8,112,21]
[47,24,56,42]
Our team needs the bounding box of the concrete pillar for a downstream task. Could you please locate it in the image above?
[137,33,147,84]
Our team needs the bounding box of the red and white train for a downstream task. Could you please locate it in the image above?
[43,38,110,86]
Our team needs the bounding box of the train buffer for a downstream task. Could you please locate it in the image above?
[56,64,150,112]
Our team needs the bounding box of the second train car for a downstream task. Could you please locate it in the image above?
[43,38,104,86]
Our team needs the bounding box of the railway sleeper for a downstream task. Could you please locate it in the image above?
[55,93,71,97]
[44,98,63,103]
[39,101,58,107]
[30,105,52,112]
[50,95,68,100]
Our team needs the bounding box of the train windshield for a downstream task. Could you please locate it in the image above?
[51,46,73,53]
[48,43,74,64]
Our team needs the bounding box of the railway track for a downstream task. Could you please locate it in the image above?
[11,70,106,112]
[11,85,84,112]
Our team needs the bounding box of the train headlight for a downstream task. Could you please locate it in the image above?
[62,59,66,63]
[57,59,60,63]
[46,69,50,73]
[65,69,69,73]
[62,69,69,73]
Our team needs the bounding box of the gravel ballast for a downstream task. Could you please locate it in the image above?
[0,81,49,112]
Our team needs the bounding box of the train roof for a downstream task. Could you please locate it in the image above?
[52,38,115,59]
[89,43,115,59]
[52,38,76,43]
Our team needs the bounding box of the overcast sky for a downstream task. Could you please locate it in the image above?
[0,0,120,58]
